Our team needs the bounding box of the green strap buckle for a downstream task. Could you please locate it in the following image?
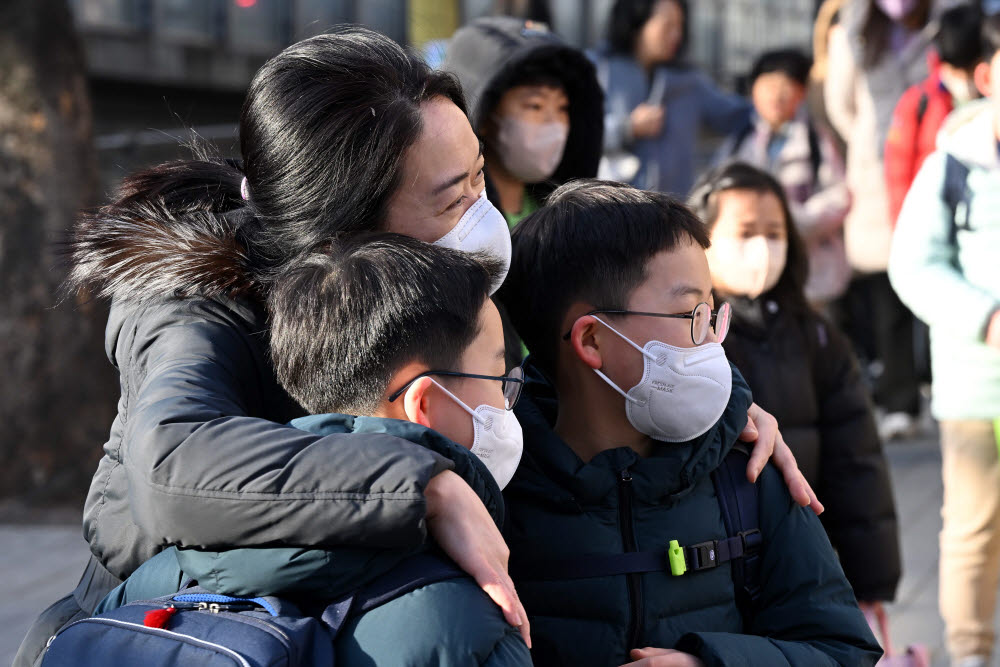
[668,539,687,576]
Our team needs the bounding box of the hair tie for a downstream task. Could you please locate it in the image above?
[240,176,250,201]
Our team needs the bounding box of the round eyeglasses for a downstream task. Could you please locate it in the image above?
[387,365,525,410]
[562,301,731,345]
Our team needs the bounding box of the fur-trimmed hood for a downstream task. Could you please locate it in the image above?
[66,163,258,304]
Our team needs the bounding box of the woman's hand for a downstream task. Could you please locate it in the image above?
[424,470,531,648]
[619,647,705,666]
[741,403,824,515]
[630,103,665,139]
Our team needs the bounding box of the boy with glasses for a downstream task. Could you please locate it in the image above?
[497,179,880,666]
[90,233,533,666]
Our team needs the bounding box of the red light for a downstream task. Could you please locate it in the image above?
[235,0,256,7]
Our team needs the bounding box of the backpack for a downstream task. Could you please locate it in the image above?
[508,446,763,622]
[729,118,823,187]
[39,552,464,667]
[942,152,974,244]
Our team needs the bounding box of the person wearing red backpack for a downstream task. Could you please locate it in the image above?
[885,3,982,227]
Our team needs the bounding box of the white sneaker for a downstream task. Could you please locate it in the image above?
[878,412,916,441]
[953,655,989,667]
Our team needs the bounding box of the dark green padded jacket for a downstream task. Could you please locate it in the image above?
[503,362,882,666]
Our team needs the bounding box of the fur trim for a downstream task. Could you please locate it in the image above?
[66,201,258,304]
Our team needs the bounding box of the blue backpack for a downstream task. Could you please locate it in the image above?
[40,552,463,667]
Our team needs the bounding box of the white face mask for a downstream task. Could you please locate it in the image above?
[433,189,511,294]
[494,116,569,184]
[591,317,733,443]
[430,379,524,489]
[707,236,787,299]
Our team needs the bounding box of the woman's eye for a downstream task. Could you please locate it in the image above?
[475,168,485,182]
[449,195,468,211]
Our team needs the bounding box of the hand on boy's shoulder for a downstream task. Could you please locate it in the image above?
[618,647,705,667]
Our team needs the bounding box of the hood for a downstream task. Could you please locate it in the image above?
[936,98,999,168]
[67,198,256,305]
[442,16,604,202]
[291,413,505,526]
[508,358,753,507]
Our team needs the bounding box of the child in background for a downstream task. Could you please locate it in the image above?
[442,16,604,229]
[690,160,900,631]
[498,179,880,666]
[717,48,851,306]
[889,14,1000,666]
[885,3,982,227]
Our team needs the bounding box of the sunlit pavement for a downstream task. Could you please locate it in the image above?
[0,431,990,666]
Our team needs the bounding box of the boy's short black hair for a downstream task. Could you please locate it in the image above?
[499,179,709,378]
[936,4,983,69]
[982,12,1000,62]
[749,48,812,87]
[269,233,497,415]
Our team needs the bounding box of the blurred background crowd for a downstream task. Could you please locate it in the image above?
[2,0,999,664]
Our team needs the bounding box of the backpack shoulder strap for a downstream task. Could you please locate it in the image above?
[320,552,465,640]
[806,121,822,186]
[916,90,930,126]
[942,152,972,244]
[710,444,763,620]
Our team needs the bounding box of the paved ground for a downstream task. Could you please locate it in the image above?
[0,432,992,666]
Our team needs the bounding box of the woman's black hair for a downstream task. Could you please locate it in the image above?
[688,161,810,312]
[607,0,688,59]
[72,27,466,299]
[861,0,932,67]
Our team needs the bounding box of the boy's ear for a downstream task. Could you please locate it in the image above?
[974,60,992,99]
[569,315,606,370]
[402,376,436,429]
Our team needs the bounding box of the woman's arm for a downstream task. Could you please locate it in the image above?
[119,300,451,552]
[105,298,528,638]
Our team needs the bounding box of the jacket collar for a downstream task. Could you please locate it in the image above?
[509,359,753,506]
[291,413,505,525]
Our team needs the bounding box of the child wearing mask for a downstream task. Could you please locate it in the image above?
[79,235,533,666]
[889,14,1000,665]
[498,179,880,666]
[717,48,851,306]
[885,2,983,227]
[689,161,900,633]
[443,16,604,229]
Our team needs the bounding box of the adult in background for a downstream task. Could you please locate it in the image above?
[889,15,1000,665]
[593,0,751,196]
[824,0,942,440]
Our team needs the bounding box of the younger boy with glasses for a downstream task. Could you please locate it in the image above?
[497,179,880,666]
[90,233,533,666]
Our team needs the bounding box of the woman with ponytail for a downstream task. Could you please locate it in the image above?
[17,26,809,666]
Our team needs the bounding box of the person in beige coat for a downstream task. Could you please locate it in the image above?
[824,0,944,439]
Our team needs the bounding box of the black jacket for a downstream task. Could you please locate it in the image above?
[721,296,901,602]
[73,209,452,580]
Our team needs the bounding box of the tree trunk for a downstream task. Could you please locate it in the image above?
[0,0,116,506]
